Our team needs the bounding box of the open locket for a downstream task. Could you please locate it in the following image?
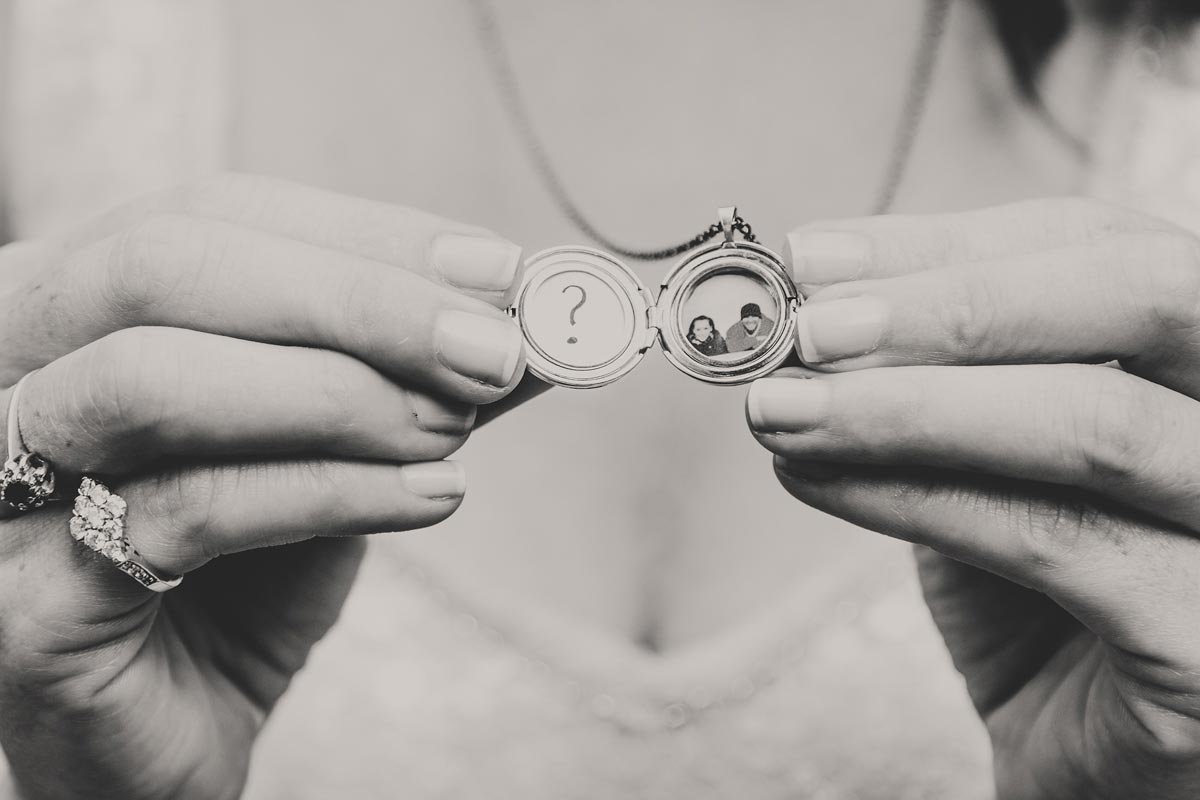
[509,208,800,388]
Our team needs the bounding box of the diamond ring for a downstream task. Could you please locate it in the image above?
[1,371,57,512]
[70,477,183,593]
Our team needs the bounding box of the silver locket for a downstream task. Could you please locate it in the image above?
[509,208,800,388]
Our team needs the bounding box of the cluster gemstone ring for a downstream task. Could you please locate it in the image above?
[0,372,57,512]
[70,477,183,593]
[2,373,182,592]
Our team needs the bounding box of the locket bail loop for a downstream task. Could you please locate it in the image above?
[718,206,737,246]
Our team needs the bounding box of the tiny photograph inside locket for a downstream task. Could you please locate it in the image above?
[678,271,780,363]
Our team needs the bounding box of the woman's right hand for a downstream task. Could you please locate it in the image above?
[0,173,532,800]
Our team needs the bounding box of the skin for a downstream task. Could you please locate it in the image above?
[741,317,761,335]
[0,174,539,800]
[749,197,1200,798]
[690,319,714,342]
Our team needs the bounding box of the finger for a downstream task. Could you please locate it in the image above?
[771,459,1200,670]
[747,365,1200,530]
[782,196,1172,291]
[789,229,1200,396]
[5,458,467,624]
[125,458,468,576]
[56,173,524,308]
[3,217,525,402]
[9,328,474,474]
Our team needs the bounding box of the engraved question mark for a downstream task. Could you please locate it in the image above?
[563,284,587,344]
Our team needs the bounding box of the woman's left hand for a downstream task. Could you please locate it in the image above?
[747,197,1200,799]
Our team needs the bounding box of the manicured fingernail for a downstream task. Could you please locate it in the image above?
[433,235,522,292]
[402,461,467,499]
[747,377,831,432]
[435,310,523,387]
[407,392,476,434]
[784,231,872,286]
[795,296,889,364]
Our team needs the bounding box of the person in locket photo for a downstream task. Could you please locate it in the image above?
[725,302,776,353]
[3,1,1200,799]
[687,315,729,357]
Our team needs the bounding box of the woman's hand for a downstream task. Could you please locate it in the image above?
[0,174,533,800]
[747,198,1200,799]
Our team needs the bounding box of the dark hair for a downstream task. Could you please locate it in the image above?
[688,315,717,341]
[980,0,1200,99]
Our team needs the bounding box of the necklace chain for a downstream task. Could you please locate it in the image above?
[628,214,759,262]
[467,0,952,260]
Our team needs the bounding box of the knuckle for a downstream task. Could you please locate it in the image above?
[137,466,226,563]
[328,266,386,354]
[74,328,172,453]
[866,371,928,450]
[1139,231,1200,332]
[308,352,447,460]
[936,270,996,356]
[297,460,364,526]
[307,352,376,448]
[311,351,369,433]
[105,214,211,315]
[1070,369,1155,487]
[104,218,162,314]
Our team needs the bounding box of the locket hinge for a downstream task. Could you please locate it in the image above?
[644,304,664,350]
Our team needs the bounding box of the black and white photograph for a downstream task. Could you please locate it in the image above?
[3,1,1200,798]
[681,272,779,362]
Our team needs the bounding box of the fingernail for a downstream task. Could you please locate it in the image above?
[795,296,889,364]
[784,231,872,287]
[402,461,467,499]
[435,310,523,387]
[433,235,522,292]
[747,377,831,432]
[407,392,476,434]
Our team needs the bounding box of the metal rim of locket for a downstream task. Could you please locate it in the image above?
[657,241,799,385]
[511,242,799,388]
[512,246,655,389]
